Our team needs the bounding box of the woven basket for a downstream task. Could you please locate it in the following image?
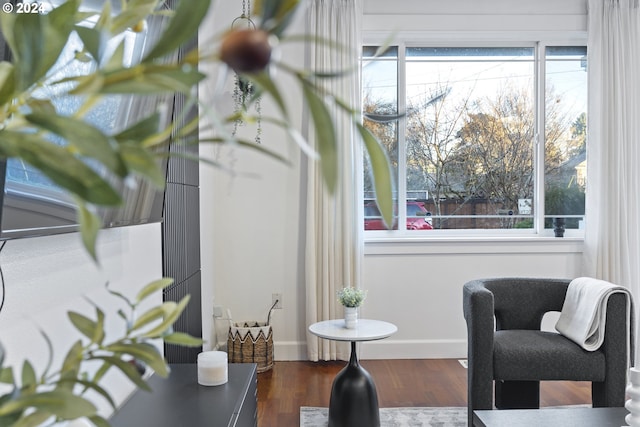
[227,321,274,373]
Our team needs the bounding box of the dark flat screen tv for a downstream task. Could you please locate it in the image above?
[0,2,173,241]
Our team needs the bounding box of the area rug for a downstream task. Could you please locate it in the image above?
[300,406,467,427]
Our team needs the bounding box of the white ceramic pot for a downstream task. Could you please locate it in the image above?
[344,306,358,329]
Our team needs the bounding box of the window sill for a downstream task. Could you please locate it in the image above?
[364,235,584,255]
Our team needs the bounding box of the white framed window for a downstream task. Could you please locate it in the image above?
[362,41,587,238]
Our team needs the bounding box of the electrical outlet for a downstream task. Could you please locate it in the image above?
[272,293,283,309]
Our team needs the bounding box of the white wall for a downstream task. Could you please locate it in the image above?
[0,225,163,418]
[199,0,589,361]
[363,0,587,35]
[199,0,306,356]
[359,239,583,359]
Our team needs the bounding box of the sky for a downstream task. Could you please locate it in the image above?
[363,46,587,122]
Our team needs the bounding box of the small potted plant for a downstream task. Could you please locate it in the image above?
[337,287,367,329]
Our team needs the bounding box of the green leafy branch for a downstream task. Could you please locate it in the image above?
[0,0,210,261]
[0,278,202,427]
[0,0,398,425]
[0,0,396,262]
[226,60,395,228]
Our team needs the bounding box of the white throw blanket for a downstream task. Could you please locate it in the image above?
[555,277,632,351]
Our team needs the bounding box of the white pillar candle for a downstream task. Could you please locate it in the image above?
[197,351,228,386]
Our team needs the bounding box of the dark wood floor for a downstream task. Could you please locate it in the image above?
[256,359,592,427]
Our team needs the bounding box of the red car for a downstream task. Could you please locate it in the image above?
[364,200,433,230]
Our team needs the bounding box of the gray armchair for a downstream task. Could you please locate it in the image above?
[463,278,631,426]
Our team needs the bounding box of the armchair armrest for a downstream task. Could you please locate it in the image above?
[596,291,634,406]
[463,280,496,413]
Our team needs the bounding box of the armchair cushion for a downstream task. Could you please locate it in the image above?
[493,330,605,381]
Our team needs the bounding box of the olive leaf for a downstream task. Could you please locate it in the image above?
[93,1,113,34]
[11,410,51,427]
[0,0,80,90]
[68,312,98,342]
[75,25,109,66]
[131,302,176,332]
[110,0,159,35]
[68,308,106,345]
[57,377,115,410]
[163,332,204,347]
[88,415,112,427]
[102,342,168,377]
[118,143,166,187]
[89,356,150,392]
[20,361,37,393]
[0,412,22,427]
[247,71,288,119]
[357,123,394,228]
[0,389,97,419]
[90,362,112,391]
[104,39,126,71]
[25,98,56,115]
[98,64,206,95]
[113,112,162,144]
[77,201,103,262]
[143,0,211,62]
[255,0,300,37]
[0,367,14,385]
[35,330,55,385]
[25,113,126,178]
[198,136,289,164]
[0,62,15,107]
[0,131,122,206]
[301,82,338,193]
[136,277,174,303]
[56,341,84,392]
[142,295,191,338]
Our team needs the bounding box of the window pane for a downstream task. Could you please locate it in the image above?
[544,46,587,232]
[363,46,399,230]
[405,47,535,230]
[361,44,588,235]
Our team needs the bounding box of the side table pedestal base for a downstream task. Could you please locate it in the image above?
[328,342,380,427]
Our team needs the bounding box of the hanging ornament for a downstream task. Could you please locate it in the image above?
[231,0,262,144]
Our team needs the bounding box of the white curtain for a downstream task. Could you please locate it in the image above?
[304,0,364,361]
[586,0,640,367]
[585,0,640,297]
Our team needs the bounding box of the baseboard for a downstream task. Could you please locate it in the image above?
[274,338,467,361]
[357,338,467,359]
[274,341,308,361]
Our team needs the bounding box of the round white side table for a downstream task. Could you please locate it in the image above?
[309,319,397,427]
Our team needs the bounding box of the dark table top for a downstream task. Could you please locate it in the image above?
[474,406,628,427]
[109,363,256,427]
